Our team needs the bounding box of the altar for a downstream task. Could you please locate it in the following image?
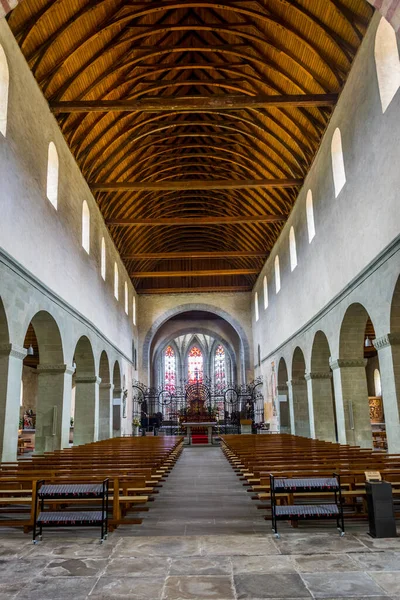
[182,421,217,445]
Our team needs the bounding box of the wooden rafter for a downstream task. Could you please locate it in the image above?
[107,215,285,227]
[92,179,302,192]
[50,94,338,113]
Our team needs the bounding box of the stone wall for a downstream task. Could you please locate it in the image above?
[252,14,400,451]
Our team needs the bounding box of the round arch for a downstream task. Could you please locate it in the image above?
[73,335,96,446]
[98,350,111,440]
[310,330,337,442]
[291,346,310,437]
[142,303,251,381]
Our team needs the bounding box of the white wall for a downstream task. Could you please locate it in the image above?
[252,14,400,363]
[0,20,137,358]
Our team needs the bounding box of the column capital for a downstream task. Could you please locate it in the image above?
[114,387,122,395]
[37,364,75,375]
[0,343,27,360]
[100,382,112,390]
[373,333,400,350]
[329,358,367,370]
[305,371,332,381]
[277,384,288,393]
[287,378,306,387]
[75,375,101,384]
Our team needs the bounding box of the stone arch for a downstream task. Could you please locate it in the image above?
[22,311,65,454]
[277,357,290,432]
[390,275,400,333]
[157,338,181,391]
[290,347,310,437]
[209,338,231,389]
[339,302,372,359]
[185,335,207,382]
[153,327,237,389]
[0,297,14,461]
[142,303,251,381]
[73,335,97,445]
[334,303,376,448]
[309,331,337,442]
[112,360,122,436]
[99,350,111,440]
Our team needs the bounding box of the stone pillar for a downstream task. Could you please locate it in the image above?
[35,364,74,454]
[305,372,336,442]
[99,382,113,440]
[287,379,310,437]
[330,359,372,448]
[277,384,290,432]
[0,343,26,462]
[74,375,100,446]
[113,386,122,437]
[374,334,400,453]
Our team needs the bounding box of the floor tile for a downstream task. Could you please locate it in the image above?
[89,576,165,599]
[14,576,96,600]
[369,572,400,596]
[231,554,296,574]
[293,553,360,573]
[163,575,235,599]
[351,552,400,572]
[169,556,232,576]
[301,572,388,598]
[234,573,311,598]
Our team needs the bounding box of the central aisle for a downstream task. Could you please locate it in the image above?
[132,445,267,536]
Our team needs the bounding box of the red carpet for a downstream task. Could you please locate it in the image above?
[191,434,209,444]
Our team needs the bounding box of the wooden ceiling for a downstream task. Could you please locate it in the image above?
[8,0,373,294]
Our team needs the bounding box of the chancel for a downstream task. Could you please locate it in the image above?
[0,0,400,597]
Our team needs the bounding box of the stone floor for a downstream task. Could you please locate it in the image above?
[0,446,399,599]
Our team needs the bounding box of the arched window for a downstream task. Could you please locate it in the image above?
[101,238,106,280]
[46,142,59,209]
[254,292,259,322]
[0,45,9,137]
[331,128,346,197]
[374,368,382,397]
[188,346,203,383]
[306,190,315,242]
[124,282,129,314]
[132,296,136,326]
[114,263,119,300]
[214,345,226,390]
[164,346,176,392]
[375,18,400,113]
[289,226,297,271]
[263,276,268,309]
[82,201,90,253]
[275,255,281,293]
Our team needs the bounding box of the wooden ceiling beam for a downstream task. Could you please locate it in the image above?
[51,93,338,113]
[131,269,259,278]
[138,286,252,294]
[93,178,301,192]
[107,214,285,227]
[123,251,268,259]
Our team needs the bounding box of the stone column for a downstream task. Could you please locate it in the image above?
[330,358,372,448]
[113,386,122,437]
[0,343,26,462]
[305,372,336,442]
[374,334,400,453]
[74,375,100,446]
[35,364,74,454]
[287,379,310,437]
[99,382,113,440]
[277,384,290,432]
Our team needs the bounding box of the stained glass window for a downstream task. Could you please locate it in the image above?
[214,345,226,390]
[188,346,203,383]
[164,346,176,392]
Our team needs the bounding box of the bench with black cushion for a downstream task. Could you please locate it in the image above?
[270,474,344,538]
[33,480,109,543]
